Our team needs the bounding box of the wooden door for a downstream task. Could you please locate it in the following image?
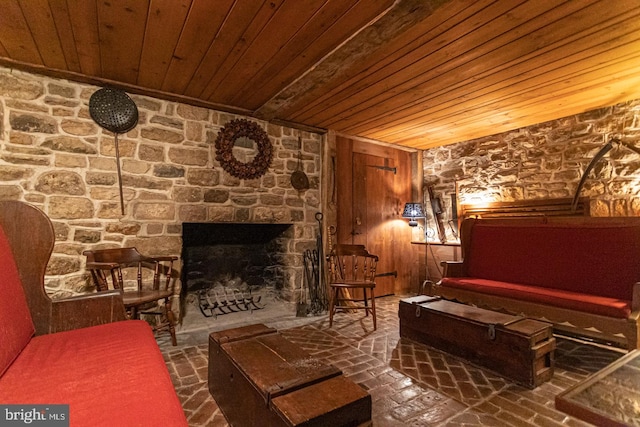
[333,135,417,296]
[351,152,397,296]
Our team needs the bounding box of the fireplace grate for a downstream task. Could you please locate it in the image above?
[197,286,265,318]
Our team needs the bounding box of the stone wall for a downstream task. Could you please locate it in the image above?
[0,66,322,301]
[423,99,640,234]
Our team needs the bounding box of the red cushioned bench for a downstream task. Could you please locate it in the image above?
[0,201,187,426]
[429,216,640,349]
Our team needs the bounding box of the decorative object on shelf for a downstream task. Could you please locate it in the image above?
[89,87,139,215]
[426,185,447,243]
[571,136,640,213]
[402,203,425,227]
[214,118,273,180]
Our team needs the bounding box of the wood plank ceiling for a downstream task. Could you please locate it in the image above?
[0,0,639,150]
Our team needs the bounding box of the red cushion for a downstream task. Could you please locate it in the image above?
[440,277,631,318]
[0,226,34,377]
[467,223,640,300]
[0,320,187,427]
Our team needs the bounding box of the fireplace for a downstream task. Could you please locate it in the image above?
[181,223,294,307]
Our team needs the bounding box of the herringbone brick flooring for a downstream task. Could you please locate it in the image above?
[159,296,625,426]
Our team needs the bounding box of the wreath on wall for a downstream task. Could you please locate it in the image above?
[214,118,273,180]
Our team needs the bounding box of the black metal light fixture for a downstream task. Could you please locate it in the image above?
[402,203,425,227]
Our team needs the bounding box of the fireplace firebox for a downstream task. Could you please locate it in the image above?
[181,223,294,309]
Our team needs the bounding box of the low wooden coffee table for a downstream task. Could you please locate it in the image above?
[556,349,640,426]
[399,295,556,388]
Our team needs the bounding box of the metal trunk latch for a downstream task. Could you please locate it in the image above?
[488,324,496,340]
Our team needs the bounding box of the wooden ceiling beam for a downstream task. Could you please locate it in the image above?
[254,0,446,120]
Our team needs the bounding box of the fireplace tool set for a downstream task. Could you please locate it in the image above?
[297,213,329,316]
[197,286,265,318]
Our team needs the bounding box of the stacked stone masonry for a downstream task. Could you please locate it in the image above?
[423,99,640,241]
[0,66,322,303]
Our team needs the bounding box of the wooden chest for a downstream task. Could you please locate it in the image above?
[208,323,371,427]
[399,296,555,388]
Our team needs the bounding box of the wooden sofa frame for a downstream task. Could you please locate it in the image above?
[0,200,126,335]
[430,216,640,349]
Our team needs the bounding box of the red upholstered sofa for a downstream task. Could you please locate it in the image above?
[430,216,640,349]
[0,201,188,426]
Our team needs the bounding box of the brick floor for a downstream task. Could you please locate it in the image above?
[159,296,625,426]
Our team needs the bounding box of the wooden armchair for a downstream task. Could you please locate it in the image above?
[326,244,379,330]
[0,201,126,335]
[83,247,179,345]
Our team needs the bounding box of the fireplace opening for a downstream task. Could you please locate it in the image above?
[181,222,293,317]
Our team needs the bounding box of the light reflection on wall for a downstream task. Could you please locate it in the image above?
[422,99,640,218]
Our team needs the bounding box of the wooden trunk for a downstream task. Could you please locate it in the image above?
[399,296,555,389]
[208,323,371,427]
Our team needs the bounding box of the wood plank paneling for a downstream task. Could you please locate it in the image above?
[346,15,640,140]
[18,0,67,70]
[300,0,598,128]
[1,0,639,149]
[289,0,526,125]
[200,1,284,101]
[255,0,438,121]
[97,0,150,84]
[65,1,101,75]
[0,0,41,64]
[337,2,640,142]
[47,0,82,74]
[231,0,393,109]
[138,0,192,89]
[162,0,234,94]
[184,0,267,98]
[211,0,329,104]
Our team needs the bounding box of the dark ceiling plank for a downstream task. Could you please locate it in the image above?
[340,4,640,139]
[17,0,67,70]
[46,0,82,74]
[209,0,329,105]
[97,0,149,84]
[231,0,394,110]
[199,0,285,101]
[0,0,42,64]
[65,0,101,76]
[161,0,234,94]
[184,0,267,98]
[138,0,192,89]
[303,0,580,127]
